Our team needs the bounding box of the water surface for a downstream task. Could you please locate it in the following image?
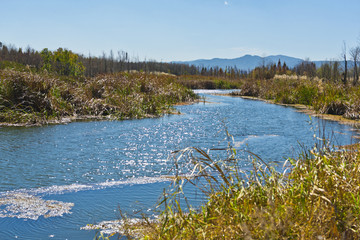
[0,90,358,239]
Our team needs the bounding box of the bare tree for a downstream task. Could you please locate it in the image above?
[342,41,348,85]
[88,53,93,76]
[109,50,114,73]
[332,60,340,82]
[350,46,360,85]
[102,52,107,73]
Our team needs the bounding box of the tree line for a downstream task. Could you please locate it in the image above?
[0,41,359,84]
[0,43,198,77]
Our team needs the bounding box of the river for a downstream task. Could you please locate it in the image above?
[0,90,358,239]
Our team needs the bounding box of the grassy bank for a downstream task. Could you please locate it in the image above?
[230,75,360,121]
[106,139,360,239]
[176,75,241,89]
[0,68,197,125]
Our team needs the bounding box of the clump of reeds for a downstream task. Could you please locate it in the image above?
[235,76,360,120]
[0,68,197,125]
[107,133,360,239]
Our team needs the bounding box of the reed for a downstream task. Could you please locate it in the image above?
[102,132,360,239]
[234,76,360,120]
[0,69,197,125]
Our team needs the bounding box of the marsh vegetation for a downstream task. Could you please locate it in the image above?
[0,67,197,125]
[232,76,360,120]
[98,133,360,239]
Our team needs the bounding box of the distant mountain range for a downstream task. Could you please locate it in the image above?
[176,55,333,71]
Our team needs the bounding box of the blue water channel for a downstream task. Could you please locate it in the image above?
[0,90,358,239]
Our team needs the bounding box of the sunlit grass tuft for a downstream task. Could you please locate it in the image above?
[102,133,360,239]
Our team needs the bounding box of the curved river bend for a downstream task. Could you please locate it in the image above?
[0,90,358,239]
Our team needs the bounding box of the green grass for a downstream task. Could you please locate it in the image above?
[233,76,360,120]
[0,68,197,125]
[100,132,360,239]
[176,75,241,89]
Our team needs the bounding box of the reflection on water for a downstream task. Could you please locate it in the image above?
[0,90,358,239]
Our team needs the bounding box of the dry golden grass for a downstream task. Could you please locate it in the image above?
[99,135,360,239]
[234,77,360,121]
[0,69,197,125]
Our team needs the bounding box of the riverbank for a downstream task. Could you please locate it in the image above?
[228,94,360,127]
[224,76,360,127]
[0,110,191,127]
[0,69,198,127]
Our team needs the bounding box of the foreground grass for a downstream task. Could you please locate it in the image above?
[0,68,197,125]
[103,137,360,239]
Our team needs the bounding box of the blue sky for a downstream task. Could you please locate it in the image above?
[1,0,360,61]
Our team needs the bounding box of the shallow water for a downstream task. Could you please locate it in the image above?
[0,90,358,239]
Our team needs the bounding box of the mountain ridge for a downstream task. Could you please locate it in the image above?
[176,55,332,70]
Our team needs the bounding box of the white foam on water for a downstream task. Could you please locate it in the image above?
[1,176,171,197]
[0,193,74,220]
[234,134,280,147]
[0,176,171,220]
[81,218,157,236]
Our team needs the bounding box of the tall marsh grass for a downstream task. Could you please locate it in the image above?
[234,76,360,120]
[102,132,360,239]
[0,69,197,125]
